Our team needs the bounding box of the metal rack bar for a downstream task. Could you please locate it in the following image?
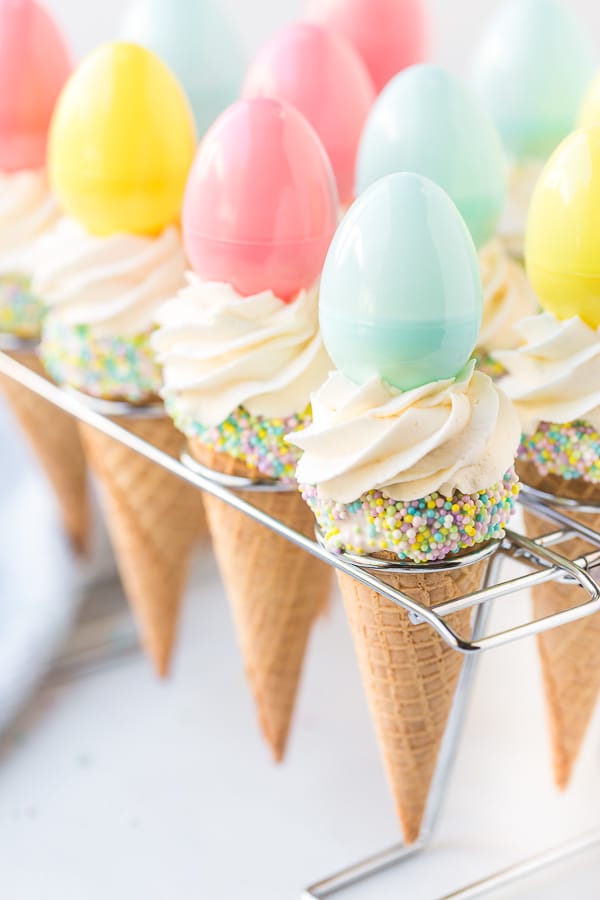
[1,348,600,656]
[443,827,600,899]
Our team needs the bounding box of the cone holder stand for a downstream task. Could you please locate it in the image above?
[2,346,600,898]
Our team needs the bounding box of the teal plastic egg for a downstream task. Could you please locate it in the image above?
[120,0,244,136]
[356,64,506,249]
[471,0,595,161]
[320,173,482,391]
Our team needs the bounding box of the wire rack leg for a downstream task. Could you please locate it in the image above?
[302,557,499,899]
[442,827,600,899]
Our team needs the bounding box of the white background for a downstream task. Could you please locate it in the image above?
[43,0,600,72]
[3,2,600,899]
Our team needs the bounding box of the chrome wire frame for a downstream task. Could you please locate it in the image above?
[441,827,600,899]
[3,346,600,898]
[1,347,600,656]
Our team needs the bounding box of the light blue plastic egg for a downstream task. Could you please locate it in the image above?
[356,64,507,249]
[320,173,483,391]
[120,0,244,137]
[471,0,595,161]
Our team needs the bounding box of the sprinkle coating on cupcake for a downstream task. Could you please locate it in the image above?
[302,469,520,563]
[41,317,162,402]
[518,421,600,484]
[475,350,505,381]
[0,275,44,337]
[167,400,311,483]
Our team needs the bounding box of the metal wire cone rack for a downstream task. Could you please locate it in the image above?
[2,341,600,899]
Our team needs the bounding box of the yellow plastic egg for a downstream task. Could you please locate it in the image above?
[579,72,600,129]
[526,127,600,328]
[49,41,196,236]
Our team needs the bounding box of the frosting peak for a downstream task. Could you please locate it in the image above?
[289,363,521,503]
[499,157,545,259]
[496,313,600,434]
[0,169,58,276]
[32,220,186,337]
[478,238,538,354]
[152,278,332,426]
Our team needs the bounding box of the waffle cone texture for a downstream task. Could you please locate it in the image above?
[0,351,88,553]
[337,552,488,844]
[190,439,332,762]
[519,460,600,790]
[80,416,205,677]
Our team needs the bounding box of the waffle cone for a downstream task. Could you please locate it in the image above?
[0,351,88,553]
[190,439,332,762]
[519,460,600,789]
[337,553,488,844]
[79,417,205,677]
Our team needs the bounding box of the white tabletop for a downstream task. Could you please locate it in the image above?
[1,528,600,899]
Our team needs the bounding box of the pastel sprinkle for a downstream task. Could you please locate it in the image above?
[167,400,311,484]
[301,468,520,563]
[0,275,44,338]
[41,315,161,402]
[475,349,505,381]
[519,421,600,484]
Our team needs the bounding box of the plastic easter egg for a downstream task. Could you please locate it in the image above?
[356,64,506,249]
[526,128,600,328]
[183,98,338,301]
[242,23,375,206]
[580,72,600,129]
[0,0,71,172]
[472,0,595,161]
[49,42,196,237]
[307,0,427,94]
[120,0,243,137]
[320,173,482,391]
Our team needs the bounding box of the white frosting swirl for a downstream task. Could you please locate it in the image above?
[499,158,545,259]
[496,314,600,434]
[0,170,59,276]
[152,278,332,426]
[289,362,521,503]
[32,219,186,337]
[478,238,538,353]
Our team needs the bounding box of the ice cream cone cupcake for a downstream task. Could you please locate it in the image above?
[119,0,244,138]
[33,42,205,676]
[356,64,538,379]
[152,98,338,760]
[0,0,88,552]
[472,0,594,261]
[289,173,521,842]
[242,21,375,211]
[497,127,600,789]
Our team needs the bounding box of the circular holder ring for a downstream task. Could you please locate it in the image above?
[0,333,40,354]
[314,527,501,574]
[520,481,600,516]
[181,446,297,494]
[62,385,167,420]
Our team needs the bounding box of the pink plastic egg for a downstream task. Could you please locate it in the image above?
[242,22,375,206]
[307,0,427,94]
[0,0,71,171]
[183,98,338,301]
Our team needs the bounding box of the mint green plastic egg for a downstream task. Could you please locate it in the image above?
[356,64,507,249]
[320,173,483,391]
[471,0,595,160]
[120,0,244,137]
